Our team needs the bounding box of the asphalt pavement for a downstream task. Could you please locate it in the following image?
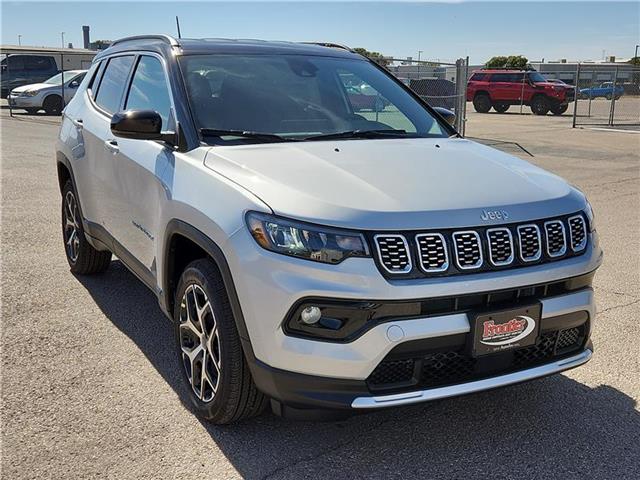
[2,103,639,479]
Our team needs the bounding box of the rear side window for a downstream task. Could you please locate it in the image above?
[24,56,55,71]
[125,56,172,128]
[470,73,486,81]
[95,55,134,114]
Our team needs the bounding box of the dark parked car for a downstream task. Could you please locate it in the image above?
[0,54,59,98]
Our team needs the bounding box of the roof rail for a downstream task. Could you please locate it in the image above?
[111,34,180,47]
[301,42,353,52]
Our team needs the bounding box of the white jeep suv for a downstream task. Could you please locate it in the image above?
[56,35,602,423]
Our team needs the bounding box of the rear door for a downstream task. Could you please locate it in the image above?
[78,55,135,235]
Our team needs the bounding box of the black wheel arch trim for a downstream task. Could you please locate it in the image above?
[162,219,252,343]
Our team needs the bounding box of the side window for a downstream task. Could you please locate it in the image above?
[125,56,172,128]
[490,73,509,82]
[73,73,87,84]
[94,55,134,114]
[25,56,51,71]
[470,73,486,81]
[87,61,105,98]
[7,56,25,70]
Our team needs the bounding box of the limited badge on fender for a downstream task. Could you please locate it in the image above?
[472,304,541,357]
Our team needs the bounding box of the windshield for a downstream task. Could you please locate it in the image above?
[528,72,547,83]
[179,54,448,143]
[44,71,80,85]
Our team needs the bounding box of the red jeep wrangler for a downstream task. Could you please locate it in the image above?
[467,69,575,115]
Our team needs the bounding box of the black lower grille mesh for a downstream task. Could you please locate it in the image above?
[368,324,586,392]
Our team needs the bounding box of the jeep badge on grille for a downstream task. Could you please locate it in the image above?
[481,209,509,221]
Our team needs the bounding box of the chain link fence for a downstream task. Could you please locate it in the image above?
[572,64,640,129]
[386,58,468,135]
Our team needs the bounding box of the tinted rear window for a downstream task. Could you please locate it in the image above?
[95,55,134,114]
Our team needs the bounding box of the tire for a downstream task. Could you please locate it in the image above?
[530,95,549,115]
[25,108,40,114]
[174,259,267,424]
[493,102,510,113]
[473,94,491,113]
[550,103,568,115]
[605,93,612,101]
[43,95,63,115]
[61,180,112,274]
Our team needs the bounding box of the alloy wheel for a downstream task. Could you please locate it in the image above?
[63,190,81,263]
[179,284,221,402]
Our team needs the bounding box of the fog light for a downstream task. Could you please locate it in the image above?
[300,306,322,325]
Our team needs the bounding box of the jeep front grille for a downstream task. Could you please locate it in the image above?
[486,228,514,266]
[370,213,587,278]
[452,231,483,269]
[373,234,412,274]
[415,233,449,272]
[568,215,587,252]
[544,220,567,257]
[517,224,542,262]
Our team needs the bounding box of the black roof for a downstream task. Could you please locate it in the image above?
[96,35,362,61]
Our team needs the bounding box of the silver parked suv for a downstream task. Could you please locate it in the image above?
[56,35,602,423]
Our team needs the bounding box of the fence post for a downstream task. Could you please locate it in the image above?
[462,56,468,136]
[572,63,580,128]
[455,57,467,134]
[609,66,618,126]
[60,52,65,113]
[7,54,13,117]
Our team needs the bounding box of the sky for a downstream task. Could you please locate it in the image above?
[1,1,639,64]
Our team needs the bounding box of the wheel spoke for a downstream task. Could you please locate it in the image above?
[178,283,222,403]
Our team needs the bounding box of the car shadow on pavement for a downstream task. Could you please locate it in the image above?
[78,260,640,480]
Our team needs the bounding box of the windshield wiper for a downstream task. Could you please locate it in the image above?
[303,129,408,141]
[200,129,294,143]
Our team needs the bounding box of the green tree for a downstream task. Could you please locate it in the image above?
[628,56,640,66]
[485,55,529,69]
[353,47,391,67]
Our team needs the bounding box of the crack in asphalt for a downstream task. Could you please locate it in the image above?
[597,298,640,315]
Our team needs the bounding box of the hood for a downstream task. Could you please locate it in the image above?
[203,137,586,230]
[11,83,56,93]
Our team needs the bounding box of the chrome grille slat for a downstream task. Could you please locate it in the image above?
[568,215,587,252]
[486,227,514,266]
[374,234,412,274]
[452,231,483,270]
[544,220,567,257]
[517,224,542,262]
[415,233,449,272]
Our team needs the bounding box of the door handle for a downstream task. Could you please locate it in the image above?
[104,139,119,153]
[72,118,83,128]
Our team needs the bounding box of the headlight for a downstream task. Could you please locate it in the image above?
[23,90,39,97]
[246,211,369,264]
[584,201,596,231]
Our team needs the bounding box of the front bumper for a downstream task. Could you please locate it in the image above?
[7,94,42,108]
[225,227,601,411]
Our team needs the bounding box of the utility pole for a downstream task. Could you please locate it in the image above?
[61,32,65,48]
[635,44,639,58]
[18,34,22,46]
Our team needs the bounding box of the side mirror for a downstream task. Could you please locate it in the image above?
[432,107,456,127]
[69,80,80,88]
[111,110,163,140]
